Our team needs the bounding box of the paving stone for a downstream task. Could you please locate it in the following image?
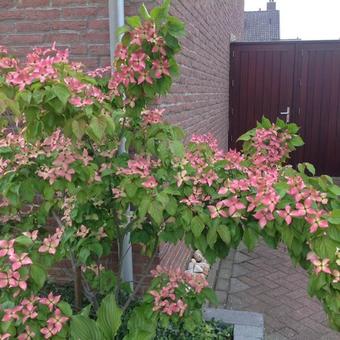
[265,332,289,340]
[218,268,232,279]
[215,290,227,306]
[234,251,253,263]
[278,327,297,338]
[320,333,340,340]
[232,263,249,277]
[229,278,250,293]
[264,315,284,331]
[216,278,229,291]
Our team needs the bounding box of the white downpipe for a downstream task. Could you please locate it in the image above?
[109,0,134,289]
[109,0,125,62]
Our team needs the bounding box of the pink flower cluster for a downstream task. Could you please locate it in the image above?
[142,108,165,125]
[184,127,330,234]
[117,156,159,189]
[190,133,220,153]
[5,43,68,90]
[307,252,339,283]
[37,130,93,184]
[0,239,32,291]
[1,293,68,339]
[87,65,112,78]
[108,22,169,97]
[38,227,64,255]
[149,266,208,317]
[64,77,107,107]
[208,196,246,219]
[277,176,329,233]
[180,186,211,206]
[117,156,154,177]
[251,126,291,166]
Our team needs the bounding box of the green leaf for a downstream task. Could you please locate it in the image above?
[202,287,218,305]
[70,315,102,340]
[169,140,184,158]
[243,228,258,251]
[52,84,70,105]
[103,114,115,136]
[167,16,185,38]
[287,123,299,134]
[88,116,105,142]
[15,235,33,247]
[116,25,130,37]
[327,225,340,242]
[261,116,272,129]
[97,294,122,339]
[274,182,290,197]
[125,182,138,198]
[291,135,304,147]
[43,186,55,200]
[183,316,197,333]
[191,216,205,239]
[79,248,90,263]
[17,90,32,105]
[72,119,87,140]
[237,130,253,142]
[148,201,163,225]
[80,304,92,317]
[139,4,151,19]
[165,196,177,216]
[313,237,337,259]
[216,225,231,245]
[305,162,316,176]
[139,196,151,218]
[124,305,157,340]
[30,264,47,288]
[126,16,141,28]
[329,209,340,224]
[281,226,294,248]
[58,301,73,317]
[207,225,217,248]
[20,180,35,203]
[329,185,340,196]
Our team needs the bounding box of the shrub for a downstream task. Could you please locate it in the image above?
[0,1,339,339]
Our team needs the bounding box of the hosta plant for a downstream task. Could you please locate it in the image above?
[0,1,339,339]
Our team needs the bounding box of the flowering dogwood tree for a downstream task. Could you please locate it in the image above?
[0,1,339,339]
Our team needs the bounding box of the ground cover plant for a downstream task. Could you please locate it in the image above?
[0,1,339,339]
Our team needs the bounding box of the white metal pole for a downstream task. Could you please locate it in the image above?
[108,0,134,289]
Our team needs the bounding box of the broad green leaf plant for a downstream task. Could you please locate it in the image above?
[0,1,339,339]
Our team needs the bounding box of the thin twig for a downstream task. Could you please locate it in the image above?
[52,211,99,310]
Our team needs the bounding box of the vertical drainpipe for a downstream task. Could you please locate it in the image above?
[108,0,134,289]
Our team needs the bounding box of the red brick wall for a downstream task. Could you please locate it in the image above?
[0,0,110,68]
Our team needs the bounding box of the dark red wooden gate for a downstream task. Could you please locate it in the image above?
[229,41,340,176]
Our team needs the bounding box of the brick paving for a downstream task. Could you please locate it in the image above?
[212,242,340,340]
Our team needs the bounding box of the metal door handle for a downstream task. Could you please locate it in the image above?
[280,106,290,123]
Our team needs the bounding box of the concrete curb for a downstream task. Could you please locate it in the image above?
[204,308,264,340]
